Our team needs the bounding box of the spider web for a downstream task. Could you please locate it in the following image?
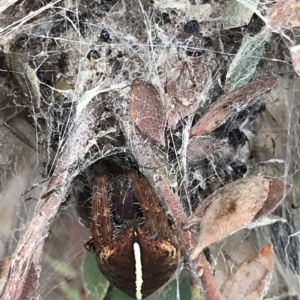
[0,0,299,299]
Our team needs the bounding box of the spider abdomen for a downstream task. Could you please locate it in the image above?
[85,171,181,299]
[96,226,179,299]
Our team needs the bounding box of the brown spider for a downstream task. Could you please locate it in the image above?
[84,170,181,299]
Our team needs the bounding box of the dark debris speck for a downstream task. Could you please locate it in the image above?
[228,128,248,149]
[186,50,203,57]
[184,20,199,35]
[203,37,213,48]
[229,161,247,178]
[87,50,101,60]
[162,13,170,24]
[100,29,110,42]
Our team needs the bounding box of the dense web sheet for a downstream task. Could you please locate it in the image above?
[0,0,299,299]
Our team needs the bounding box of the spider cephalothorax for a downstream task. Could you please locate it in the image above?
[84,170,180,299]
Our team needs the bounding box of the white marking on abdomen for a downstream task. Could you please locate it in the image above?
[133,242,143,300]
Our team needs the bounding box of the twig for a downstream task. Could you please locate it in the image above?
[0,100,100,300]
[158,180,223,300]
[123,122,223,300]
[194,253,223,300]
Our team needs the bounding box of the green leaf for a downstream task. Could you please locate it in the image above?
[159,276,192,300]
[105,287,133,300]
[44,255,76,278]
[82,251,110,300]
[61,283,81,300]
[190,284,205,300]
[225,26,271,91]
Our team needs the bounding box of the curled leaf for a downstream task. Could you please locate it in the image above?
[166,58,211,128]
[220,244,274,300]
[189,176,270,260]
[253,178,291,221]
[130,80,166,146]
[190,77,277,137]
[247,215,287,230]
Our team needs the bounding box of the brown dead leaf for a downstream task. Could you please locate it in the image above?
[253,178,291,221]
[166,58,211,128]
[290,45,300,77]
[190,77,277,137]
[220,244,274,300]
[130,80,166,146]
[187,136,226,161]
[268,0,300,30]
[189,176,270,260]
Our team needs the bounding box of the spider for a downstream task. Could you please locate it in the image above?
[84,170,181,299]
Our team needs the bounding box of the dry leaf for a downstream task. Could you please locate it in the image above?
[189,176,270,260]
[225,27,271,91]
[247,215,287,229]
[268,1,300,30]
[220,0,256,29]
[166,58,211,128]
[220,244,274,300]
[130,80,166,146]
[290,45,300,77]
[190,77,277,137]
[0,0,19,14]
[187,136,226,161]
[253,178,291,221]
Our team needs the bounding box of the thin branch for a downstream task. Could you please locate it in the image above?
[123,122,223,300]
[0,100,101,300]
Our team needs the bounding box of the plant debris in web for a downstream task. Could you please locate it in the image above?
[0,0,298,300]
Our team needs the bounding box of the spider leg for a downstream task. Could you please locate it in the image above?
[91,173,113,249]
[127,171,170,239]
